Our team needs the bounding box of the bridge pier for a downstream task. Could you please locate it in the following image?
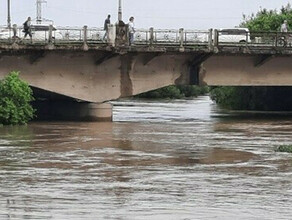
[34,101,113,122]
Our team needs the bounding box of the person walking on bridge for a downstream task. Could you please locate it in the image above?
[103,14,111,41]
[23,17,32,43]
[128,16,135,45]
[281,20,289,33]
[280,20,291,46]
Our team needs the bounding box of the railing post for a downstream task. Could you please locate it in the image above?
[179,28,184,47]
[149,27,154,46]
[208,28,213,50]
[83,25,89,50]
[107,24,116,46]
[48,24,53,44]
[245,31,248,47]
[214,29,219,47]
[12,24,17,42]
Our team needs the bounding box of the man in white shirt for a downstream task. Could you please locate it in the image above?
[281,20,289,32]
[128,17,135,45]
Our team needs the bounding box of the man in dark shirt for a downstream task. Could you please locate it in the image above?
[103,15,111,41]
[23,17,32,41]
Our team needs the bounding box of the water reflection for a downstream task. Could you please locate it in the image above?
[0,96,292,219]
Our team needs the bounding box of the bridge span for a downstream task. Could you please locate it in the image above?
[1,26,292,120]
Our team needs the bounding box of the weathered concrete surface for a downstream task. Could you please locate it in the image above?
[1,47,292,103]
[200,55,292,86]
[0,50,192,102]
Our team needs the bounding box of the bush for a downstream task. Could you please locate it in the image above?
[177,85,209,98]
[137,86,209,99]
[0,71,35,125]
[210,86,292,111]
[276,145,292,153]
[137,86,183,99]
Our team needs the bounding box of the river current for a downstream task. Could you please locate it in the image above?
[0,96,292,219]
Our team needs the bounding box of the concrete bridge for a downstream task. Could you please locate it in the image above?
[1,25,292,120]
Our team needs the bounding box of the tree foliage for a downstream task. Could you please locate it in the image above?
[241,4,292,31]
[0,71,35,125]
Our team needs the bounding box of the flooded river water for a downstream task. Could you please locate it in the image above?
[0,96,292,219]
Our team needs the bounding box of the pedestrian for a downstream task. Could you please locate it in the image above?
[103,14,111,41]
[128,16,135,45]
[281,20,289,33]
[23,17,32,42]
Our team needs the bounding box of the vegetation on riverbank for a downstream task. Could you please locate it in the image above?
[210,86,292,111]
[276,145,292,153]
[0,71,35,125]
[210,4,292,111]
[136,86,209,99]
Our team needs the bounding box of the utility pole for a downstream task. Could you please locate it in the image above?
[7,0,11,28]
[36,0,47,24]
[118,0,122,22]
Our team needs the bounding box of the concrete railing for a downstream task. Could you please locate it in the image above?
[1,25,292,49]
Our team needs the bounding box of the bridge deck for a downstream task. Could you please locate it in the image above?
[1,27,292,55]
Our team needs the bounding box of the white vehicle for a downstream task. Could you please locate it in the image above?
[217,28,250,43]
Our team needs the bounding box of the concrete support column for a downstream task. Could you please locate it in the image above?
[34,101,113,122]
[87,103,113,121]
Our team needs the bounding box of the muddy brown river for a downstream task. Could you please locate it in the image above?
[0,96,292,219]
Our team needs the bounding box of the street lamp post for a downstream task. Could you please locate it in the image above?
[36,0,47,24]
[7,0,11,28]
[118,0,122,22]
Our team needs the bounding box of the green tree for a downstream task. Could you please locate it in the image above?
[210,4,292,111]
[241,4,292,31]
[0,71,35,125]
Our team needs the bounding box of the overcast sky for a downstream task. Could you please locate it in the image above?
[0,0,291,29]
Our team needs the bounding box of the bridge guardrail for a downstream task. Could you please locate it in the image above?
[1,25,292,49]
[215,29,292,48]
[134,28,210,46]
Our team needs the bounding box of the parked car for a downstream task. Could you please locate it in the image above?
[217,28,250,43]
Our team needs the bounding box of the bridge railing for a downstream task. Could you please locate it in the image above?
[214,29,292,48]
[250,31,292,48]
[1,25,292,49]
[55,26,106,44]
[0,25,107,45]
[134,28,211,46]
